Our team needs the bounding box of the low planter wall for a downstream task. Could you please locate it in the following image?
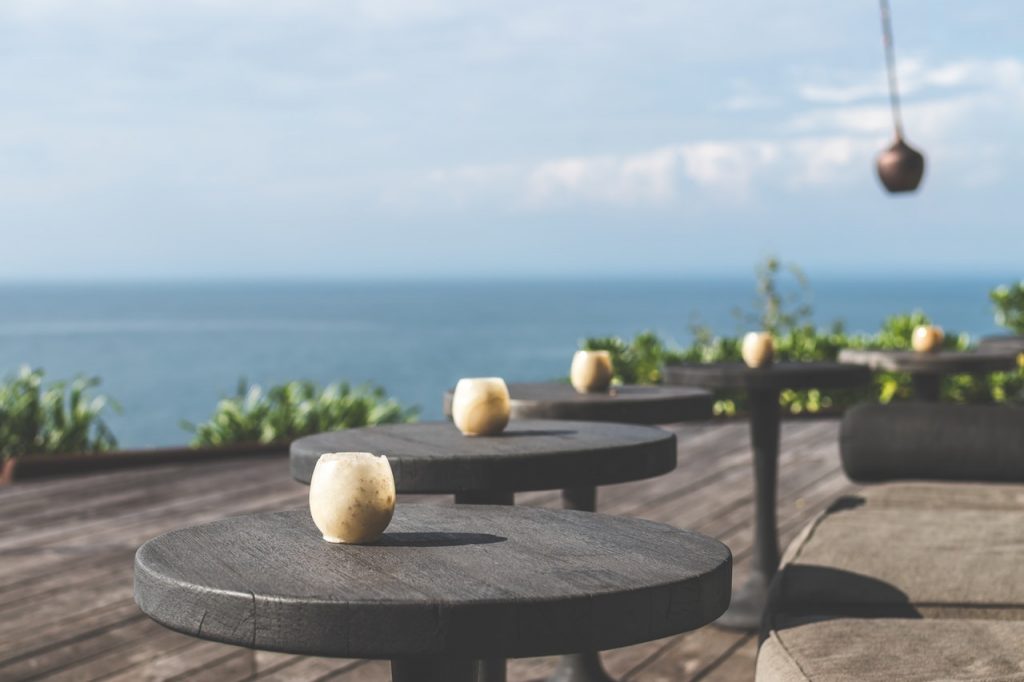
[1,441,287,485]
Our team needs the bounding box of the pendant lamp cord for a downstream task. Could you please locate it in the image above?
[879,0,904,138]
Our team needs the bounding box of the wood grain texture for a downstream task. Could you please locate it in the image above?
[441,383,713,425]
[290,420,677,491]
[134,505,731,659]
[1,420,853,682]
[837,348,1018,374]
[663,362,872,391]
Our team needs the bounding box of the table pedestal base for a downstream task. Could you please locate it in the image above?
[391,657,476,682]
[545,486,615,682]
[715,387,780,632]
[454,490,515,505]
[453,491,513,682]
[714,569,770,631]
[547,652,614,682]
[910,373,942,402]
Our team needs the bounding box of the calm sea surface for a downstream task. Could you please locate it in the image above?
[0,278,1009,447]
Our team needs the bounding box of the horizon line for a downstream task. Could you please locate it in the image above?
[0,271,1017,286]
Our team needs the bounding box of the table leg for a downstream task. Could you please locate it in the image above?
[716,387,781,631]
[562,485,596,512]
[546,485,614,682]
[391,656,476,682]
[453,491,512,682]
[910,372,942,401]
[474,658,507,682]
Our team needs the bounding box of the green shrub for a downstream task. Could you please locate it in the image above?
[991,281,1024,334]
[582,331,679,385]
[582,258,1024,415]
[739,256,813,334]
[184,379,418,447]
[0,366,119,460]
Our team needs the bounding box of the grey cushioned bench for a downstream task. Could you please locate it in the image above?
[757,403,1024,681]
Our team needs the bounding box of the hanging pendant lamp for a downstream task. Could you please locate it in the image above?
[876,0,925,193]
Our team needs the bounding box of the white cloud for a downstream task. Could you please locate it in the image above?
[424,135,876,208]
[722,94,781,112]
[798,56,1024,105]
[788,105,893,135]
[524,147,680,205]
[421,54,1024,208]
[679,142,777,191]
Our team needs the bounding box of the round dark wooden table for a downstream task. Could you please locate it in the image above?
[135,505,732,682]
[979,335,1024,355]
[662,362,871,630]
[440,383,711,681]
[291,420,676,506]
[442,382,712,425]
[838,348,1018,401]
[292,420,678,682]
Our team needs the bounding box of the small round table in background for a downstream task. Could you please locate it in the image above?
[979,335,1024,355]
[662,362,871,630]
[443,382,712,426]
[838,349,1018,401]
[291,420,676,506]
[134,505,732,682]
[441,382,711,510]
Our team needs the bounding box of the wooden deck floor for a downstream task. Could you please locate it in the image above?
[0,419,856,682]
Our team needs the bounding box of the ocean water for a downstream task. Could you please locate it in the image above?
[0,277,1009,447]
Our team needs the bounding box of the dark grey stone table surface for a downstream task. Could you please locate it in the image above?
[290,420,676,500]
[663,361,871,631]
[664,361,871,391]
[979,335,1024,354]
[134,505,732,682]
[442,383,712,425]
[838,348,1017,401]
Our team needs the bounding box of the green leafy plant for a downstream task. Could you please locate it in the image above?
[991,281,1024,334]
[0,366,119,460]
[581,331,680,385]
[183,379,418,447]
[734,256,813,334]
[583,258,1024,416]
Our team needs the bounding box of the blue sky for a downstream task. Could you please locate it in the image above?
[1,1,1022,280]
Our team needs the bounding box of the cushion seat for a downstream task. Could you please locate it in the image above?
[773,490,1024,615]
[758,616,1024,682]
[856,481,1024,511]
[758,405,1024,681]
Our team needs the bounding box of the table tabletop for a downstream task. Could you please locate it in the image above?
[979,335,1024,354]
[837,348,1018,374]
[290,420,676,493]
[134,505,731,660]
[442,382,712,424]
[662,361,872,391]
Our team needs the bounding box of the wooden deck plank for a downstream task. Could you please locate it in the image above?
[0,459,285,536]
[0,419,851,682]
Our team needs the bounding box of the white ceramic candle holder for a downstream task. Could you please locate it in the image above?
[911,325,944,353]
[742,331,775,368]
[570,350,614,394]
[309,452,396,544]
[451,377,511,436]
